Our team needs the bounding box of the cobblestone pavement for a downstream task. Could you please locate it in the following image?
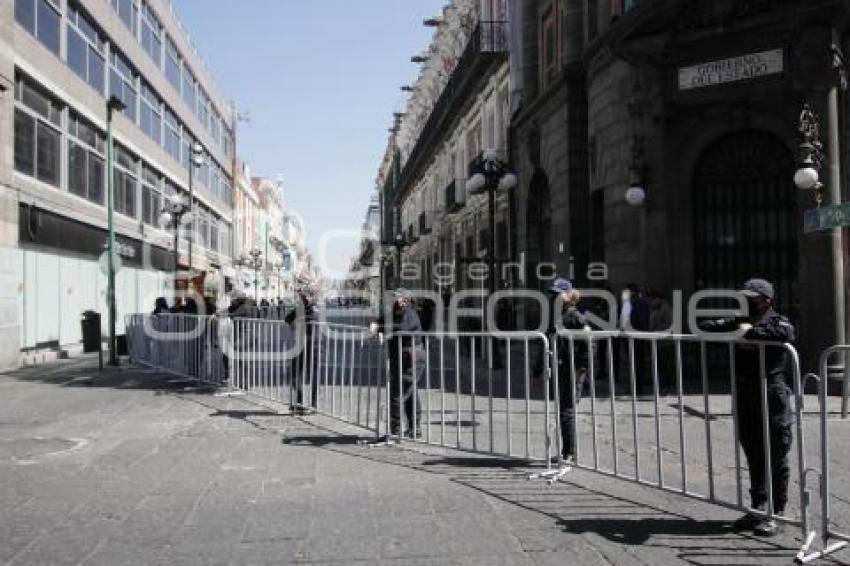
[1,356,849,565]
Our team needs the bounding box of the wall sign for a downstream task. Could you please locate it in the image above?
[803,203,850,234]
[678,49,784,91]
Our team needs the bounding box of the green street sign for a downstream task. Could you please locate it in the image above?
[803,203,850,234]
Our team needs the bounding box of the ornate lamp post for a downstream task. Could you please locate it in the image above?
[466,149,517,300]
[795,104,825,204]
[159,193,193,282]
[246,247,263,301]
[187,142,204,272]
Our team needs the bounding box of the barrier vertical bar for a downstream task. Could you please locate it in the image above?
[609,335,620,475]
[729,342,743,508]
[356,335,363,426]
[471,338,477,451]
[589,336,599,470]
[552,337,561,463]
[440,336,446,446]
[524,338,531,460]
[506,337,511,457]
[488,337,494,454]
[544,336,551,463]
[456,337,461,449]
[676,339,686,493]
[365,335,372,429]
[426,337,432,444]
[700,341,716,500]
[412,334,419,440]
[759,345,775,519]
[653,336,663,489]
[397,335,403,441]
[629,337,640,481]
[323,328,330,413]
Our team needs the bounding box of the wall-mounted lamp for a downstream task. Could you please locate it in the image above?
[625,135,646,207]
[795,103,825,205]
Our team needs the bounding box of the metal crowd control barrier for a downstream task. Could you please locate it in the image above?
[228,319,387,435]
[387,331,553,465]
[797,344,850,563]
[545,329,814,562]
[126,314,224,387]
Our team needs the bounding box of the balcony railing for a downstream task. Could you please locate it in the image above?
[394,21,508,204]
[445,180,466,214]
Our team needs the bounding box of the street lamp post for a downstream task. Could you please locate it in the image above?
[159,193,192,299]
[247,248,263,301]
[393,233,407,288]
[188,142,204,274]
[466,149,517,301]
[105,95,125,367]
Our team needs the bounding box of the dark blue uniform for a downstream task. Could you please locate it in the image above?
[535,297,594,460]
[703,309,795,513]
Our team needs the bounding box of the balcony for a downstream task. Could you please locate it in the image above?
[419,212,432,235]
[445,180,466,214]
[394,21,508,202]
[407,224,419,244]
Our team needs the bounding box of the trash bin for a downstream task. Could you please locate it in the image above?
[81,310,102,353]
[116,334,128,356]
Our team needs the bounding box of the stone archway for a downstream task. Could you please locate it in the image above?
[692,129,798,317]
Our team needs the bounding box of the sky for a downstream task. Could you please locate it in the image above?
[171,0,445,279]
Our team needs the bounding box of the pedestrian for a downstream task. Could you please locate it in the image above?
[371,288,422,439]
[534,277,593,464]
[215,289,251,384]
[701,278,795,537]
[618,283,651,391]
[289,290,317,413]
[153,297,169,315]
[169,296,185,313]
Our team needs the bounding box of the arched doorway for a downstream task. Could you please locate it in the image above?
[693,130,798,317]
[524,168,552,328]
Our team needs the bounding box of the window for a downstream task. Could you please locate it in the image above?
[140,2,162,66]
[211,111,221,144]
[109,51,137,122]
[15,0,60,55]
[587,0,598,39]
[163,108,181,163]
[181,134,192,171]
[165,36,182,93]
[197,88,210,130]
[198,158,210,187]
[14,75,62,187]
[182,68,196,112]
[140,81,161,143]
[223,129,234,159]
[113,144,138,218]
[141,164,162,226]
[67,111,106,204]
[67,3,106,94]
[196,203,209,249]
[111,0,138,35]
[209,213,219,252]
[540,4,559,88]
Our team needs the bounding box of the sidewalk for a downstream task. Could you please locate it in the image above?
[0,356,846,565]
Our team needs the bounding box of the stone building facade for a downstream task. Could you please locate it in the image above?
[510,0,850,367]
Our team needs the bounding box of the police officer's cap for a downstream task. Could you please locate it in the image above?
[741,278,774,300]
[547,277,573,294]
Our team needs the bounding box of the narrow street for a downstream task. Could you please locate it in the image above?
[2,356,845,565]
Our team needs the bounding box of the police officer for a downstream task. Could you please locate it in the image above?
[701,278,795,537]
[535,277,593,464]
[371,289,422,439]
[289,289,317,414]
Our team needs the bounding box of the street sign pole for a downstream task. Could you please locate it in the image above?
[105,96,125,366]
